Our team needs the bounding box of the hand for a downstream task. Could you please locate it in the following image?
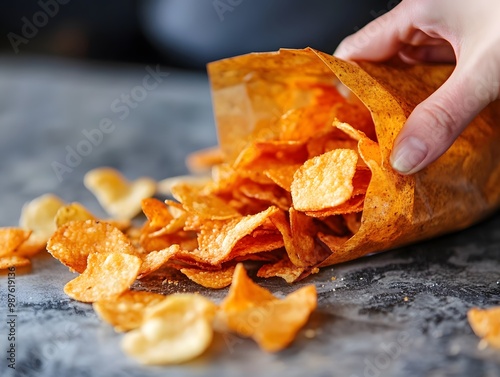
[334,0,500,174]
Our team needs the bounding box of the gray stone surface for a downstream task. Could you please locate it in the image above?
[0,56,499,377]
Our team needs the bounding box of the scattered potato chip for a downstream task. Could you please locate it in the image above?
[257,258,311,283]
[157,175,212,197]
[180,265,235,289]
[219,264,317,352]
[18,194,65,253]
[64,252,142,303]
[291,149,358,212]
[0,228,32,257]
[0,255,31,269]
[468,307,500,349]
[54,202,95,227]
[122,293,217,364]
[93,290,166,332]
[186,146,225,173]
[84,167,156,220]
[47,220,136,273]
[141,198,173,229]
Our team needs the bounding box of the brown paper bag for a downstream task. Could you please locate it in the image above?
[208,47,500,266]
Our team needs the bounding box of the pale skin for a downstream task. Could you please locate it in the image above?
[334,0,500,175]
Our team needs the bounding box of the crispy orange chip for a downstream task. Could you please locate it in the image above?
[93,290,166,332]
[180,265,235,289]
[0,228,32,257]
[47,220,136,273]
[0,255,31,269]
[64,252,142,303]
[141,198,173,229]
[137,245,181,279]
[257,258,313,283]
[468,307,500,349]
[186,146,225,173]
[171,182,240,220]
[219,264,317,352]
[194,206,280,265]
[291,149,358,212]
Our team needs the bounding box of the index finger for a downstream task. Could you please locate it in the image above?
[334,1,416,61]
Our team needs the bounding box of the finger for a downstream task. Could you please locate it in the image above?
[398,43,456,64]
[334,2,413,61]
[390,64,492,174]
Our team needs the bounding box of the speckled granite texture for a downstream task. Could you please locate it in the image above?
[0,56,499,377]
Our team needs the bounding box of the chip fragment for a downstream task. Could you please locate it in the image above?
[468,307,500,349]
[0,228,32,257]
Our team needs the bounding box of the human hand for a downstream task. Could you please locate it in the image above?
[334,0,500,174]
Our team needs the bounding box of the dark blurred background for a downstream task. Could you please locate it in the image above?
[0,0,399,69]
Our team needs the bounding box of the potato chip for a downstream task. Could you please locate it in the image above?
[257,258,313,283]
[186,146,225,173]
[229,232,284,261]
[54,202,95,227]
[141,198,173,229]
[239,181,291,211]
[47,220,136,273]
[64,252,142,303]
[0,255,31,269]
[344,213,362,234]
[291,149,358,212]
[93,290,166,332]
[84,167,156,220]
[0,228,32,257]
[219,264,317,352]
[180,265,235,289]
[194,206,280,265]
[137,245,181,279]
[263,164,301,192]
[468,307,500,349]
[270,209,329,267]
[171,182,240,220]
[122,293,216,364]
[157,175,211,197]
[18,194,65,253]
[304,195,365,218]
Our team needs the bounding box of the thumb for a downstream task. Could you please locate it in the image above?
[390,65,493,174]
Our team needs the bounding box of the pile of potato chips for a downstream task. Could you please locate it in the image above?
[3,47,500,362]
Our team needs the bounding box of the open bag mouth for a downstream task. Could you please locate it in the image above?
[203,47,500,272]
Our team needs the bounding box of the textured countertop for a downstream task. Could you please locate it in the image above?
[0,56,499,377]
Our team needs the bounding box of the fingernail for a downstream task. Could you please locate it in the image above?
[390,137,428,174]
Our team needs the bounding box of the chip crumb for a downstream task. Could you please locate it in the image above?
[304,329,317,339]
